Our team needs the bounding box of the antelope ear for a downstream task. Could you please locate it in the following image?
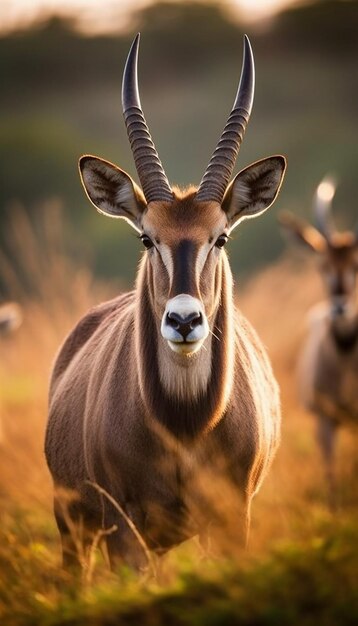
[79,155,147,232]
[222,156,287,230]
[278,211,327,253]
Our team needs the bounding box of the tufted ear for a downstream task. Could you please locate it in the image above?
[278,211,327,253]
[222,156,287,231]
[79,155,147,232]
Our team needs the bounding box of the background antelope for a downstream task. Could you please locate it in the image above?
[45,34,286,570]
[0,302,22,334]
[0,301,22,442]
[279,177,358,498]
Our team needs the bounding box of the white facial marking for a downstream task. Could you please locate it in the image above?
[195,244,209,284]
[161,294,209,355]
[160,243,174,283]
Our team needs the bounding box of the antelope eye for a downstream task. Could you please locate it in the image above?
[215,234,228,248]
[140,235,154,250]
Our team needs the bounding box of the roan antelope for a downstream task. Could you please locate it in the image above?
[279,177,358,497]
[45,34,286,570]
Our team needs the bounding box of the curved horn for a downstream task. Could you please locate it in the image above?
[313,175,337,240]
[196,35,255,204]
[122,34,173,203]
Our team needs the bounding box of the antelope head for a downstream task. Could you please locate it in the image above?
[80,34,286,357]
[279,176,358,321]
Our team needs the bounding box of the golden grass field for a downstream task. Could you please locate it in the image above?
[0,207,357,624]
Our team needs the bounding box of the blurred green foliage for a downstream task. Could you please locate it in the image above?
[1,505,357,625]
[1,0,358,288]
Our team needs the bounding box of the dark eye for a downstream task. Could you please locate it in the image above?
[215,234,228,248]
[140,235,154,250]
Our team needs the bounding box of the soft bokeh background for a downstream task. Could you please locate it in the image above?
[1,0,358,284]
[0,1,358,624]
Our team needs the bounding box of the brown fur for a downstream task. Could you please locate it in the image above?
[46,189,282,569]
[47,33,287,565]
[286,234,358,424]
[280,206,358,499]
[299,250,358,425]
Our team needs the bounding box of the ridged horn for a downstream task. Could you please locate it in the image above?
[314,175,337,240]
[196,35,255,204]
[122,33,173,203]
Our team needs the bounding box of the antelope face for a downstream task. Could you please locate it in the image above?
[79,33,286,356]
[279,176,358,321]
[319,238,358,318]
[142,198,226,354]
[80,154,286,356]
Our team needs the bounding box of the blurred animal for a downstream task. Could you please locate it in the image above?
[279,176,358,499]
[46,34,286,570]
[0,301,22,442]
[0,302,22,334]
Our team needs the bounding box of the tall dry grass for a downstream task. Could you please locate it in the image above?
[0,206,357,623]
[0,202,110,507]
[0,205,357,529]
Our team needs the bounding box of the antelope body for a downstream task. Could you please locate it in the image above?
[45,35,286,569]
[280,177,358,493]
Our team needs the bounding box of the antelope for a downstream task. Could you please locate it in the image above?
[0,302,22,334]
[0,302,22,442]
[279,177,358,498]
[45,34,286,570]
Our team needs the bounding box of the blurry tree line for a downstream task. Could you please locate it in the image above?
[1,0,358,291]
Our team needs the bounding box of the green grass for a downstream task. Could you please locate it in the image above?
[0,504,357,626]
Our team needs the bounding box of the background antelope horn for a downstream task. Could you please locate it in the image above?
[122,33,173,203]
[196,35,255,204]
[313,175,337,240]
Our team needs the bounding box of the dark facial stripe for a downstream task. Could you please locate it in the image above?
[329,272,351,297]
[170,239,199,297]
[138,274,229,441]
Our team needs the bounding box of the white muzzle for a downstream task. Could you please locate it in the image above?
[161,294,209,355]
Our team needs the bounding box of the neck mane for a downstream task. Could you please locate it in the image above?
[134,254,235,441]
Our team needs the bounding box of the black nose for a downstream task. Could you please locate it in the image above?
[332,302,346,316]
[166,311,203,340]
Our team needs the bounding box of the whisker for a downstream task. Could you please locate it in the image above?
[210,329,221,342]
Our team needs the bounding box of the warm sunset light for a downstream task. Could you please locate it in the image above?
[0,0,301,34]
[2,0,358,621]
[0,0,145,34]
[234,0,299,21]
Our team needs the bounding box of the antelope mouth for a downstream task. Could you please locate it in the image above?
[167,338,204,356]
